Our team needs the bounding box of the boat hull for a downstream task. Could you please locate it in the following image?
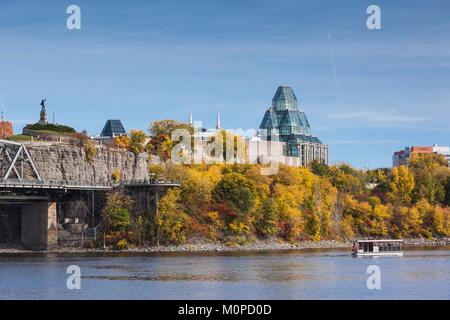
[352,251,403,257]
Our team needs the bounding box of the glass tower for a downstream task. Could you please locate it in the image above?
[259,86,328,165]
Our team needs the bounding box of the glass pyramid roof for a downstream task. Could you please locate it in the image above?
[100,119,126,137]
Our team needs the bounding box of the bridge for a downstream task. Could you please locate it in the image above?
[0,139,180,250]
[0,178,180,192]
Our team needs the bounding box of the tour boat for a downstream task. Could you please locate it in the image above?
[352,239,403,257]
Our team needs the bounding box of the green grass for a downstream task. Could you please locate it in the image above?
[6,134,32,142]
[5,129,76,142]
[31,129,74,137]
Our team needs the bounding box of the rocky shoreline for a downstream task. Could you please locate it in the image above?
[402,238,450,246]
[1,238,449,254]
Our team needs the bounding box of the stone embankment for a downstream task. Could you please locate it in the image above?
[2,238,449,254]
[3,142,150,183]
[403,238,450,246]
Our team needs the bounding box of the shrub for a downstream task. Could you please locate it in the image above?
[72,132,89,146]
[115,239,129,250]
[112,169,122,183]
[26,123,75,133]
[84,141,96,163]
[114,135,131,149]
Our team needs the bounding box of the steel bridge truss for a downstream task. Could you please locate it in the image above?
[0,139,42,182]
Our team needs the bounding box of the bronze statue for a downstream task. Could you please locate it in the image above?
[39,98,47,124]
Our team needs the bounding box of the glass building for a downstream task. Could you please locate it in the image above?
[100,119,126,138]
[259,86,328,166]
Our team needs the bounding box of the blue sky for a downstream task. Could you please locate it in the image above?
[1,0,449,168]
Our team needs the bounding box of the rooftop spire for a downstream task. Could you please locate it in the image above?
[0,82,4,122]
[272,86,298,111]
[0,99,4,122]
[215,110,221,130]
[189,110,193,127]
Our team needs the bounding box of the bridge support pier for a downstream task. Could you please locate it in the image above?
[21,202,58,250]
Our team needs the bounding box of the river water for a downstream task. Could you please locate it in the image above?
[0,247,449,299]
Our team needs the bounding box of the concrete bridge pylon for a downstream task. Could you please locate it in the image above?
[21,201,58,250]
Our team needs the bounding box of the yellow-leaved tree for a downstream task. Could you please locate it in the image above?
[388,165,415,206]
[156,188,190,245]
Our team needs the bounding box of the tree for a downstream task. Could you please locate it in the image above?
[407,207,423,237]
[114,130,147,155]
[278,206,304,242]
[305,212,321,241]
[408,153,450,204]
[228,215,253,243]
[340,215,355,240]
[444,176,450,207]
[0,121,14,138]
[114,135,131,149]
[255,197,279,237]
[156,188,190,245]
[179,168,214,218]
[272,183,304,242]
[388,166,415,206]
[214,172,256,214]
[431,206,446,237]
[342,195,389,237]
[416,198,434,238]
[312,178,337,239]
[101,191,134,248]
[129,129,147,154]
[328,164,366,195]
[149,119,190,137]
[109,208,132,231]
[309,160,329,176]
[147,120,190,161]
[369,204,390,236]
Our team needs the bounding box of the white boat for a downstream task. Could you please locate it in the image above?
[352,239,403,257]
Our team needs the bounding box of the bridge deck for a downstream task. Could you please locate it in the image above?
[0,179,180,191]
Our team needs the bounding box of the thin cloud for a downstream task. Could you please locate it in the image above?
[8,119,34,125]
[329,111,430,125]
[329,139,403,145]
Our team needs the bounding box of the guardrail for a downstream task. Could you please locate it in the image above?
[0,178,181,190]
[0,178,113,190]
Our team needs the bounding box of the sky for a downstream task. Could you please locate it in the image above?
[0,0,449,168]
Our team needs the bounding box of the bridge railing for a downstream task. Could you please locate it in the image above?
[0,178,180,189]
[0,178,113,188]
[0,178,47,185]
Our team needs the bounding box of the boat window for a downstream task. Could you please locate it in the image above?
[355,241,402,253]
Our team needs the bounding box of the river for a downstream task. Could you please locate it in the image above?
[0,247,449,299]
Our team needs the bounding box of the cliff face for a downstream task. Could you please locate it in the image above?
[21,144,149,183]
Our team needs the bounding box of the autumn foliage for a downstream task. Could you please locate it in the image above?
[0,121,13,138]
[114,129,147,155]
[97,120,450,248]
[100,159,450,248]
